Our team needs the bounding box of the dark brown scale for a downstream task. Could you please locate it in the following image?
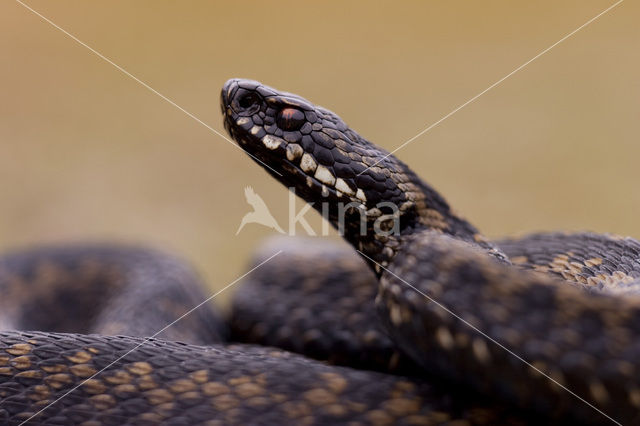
[278,96,314,111]
[263,115,275,126]
[313,147,334,166]
[321,119,337,130]
[282,131,300,143]
[256,85,276,98]
[304,110,317,123]
[300,134,315,152]
[322,128,344,141]
[299,121,312,135]
[330,148,351,165]
[264,123,277,134]
[354,174,376,190]
[311,131,335,149]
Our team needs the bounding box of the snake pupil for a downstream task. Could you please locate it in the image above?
[277,108,305,130]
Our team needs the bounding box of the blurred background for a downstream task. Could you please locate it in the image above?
[1,1,638,304]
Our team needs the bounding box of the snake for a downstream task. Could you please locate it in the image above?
[0,79,637,425]
[221,78,640,424]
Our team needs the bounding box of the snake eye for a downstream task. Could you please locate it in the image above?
[232,90,261,115]
[277,108,305,131]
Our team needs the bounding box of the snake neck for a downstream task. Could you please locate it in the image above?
[221,79,507,273]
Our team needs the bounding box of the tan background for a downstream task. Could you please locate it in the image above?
[1,1,638,304]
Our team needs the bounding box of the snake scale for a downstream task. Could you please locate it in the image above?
[0,79,637,425]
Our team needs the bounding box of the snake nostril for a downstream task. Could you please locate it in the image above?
[238,93,260,109]
[231,90,262,116]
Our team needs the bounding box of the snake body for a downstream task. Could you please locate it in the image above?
[0,245,226,345]
[0,247,531,425]
[3,331,532,425]
[0,79,638,424]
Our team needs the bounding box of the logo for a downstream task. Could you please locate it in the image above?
[236,186,401,237]
[236,187,285,235]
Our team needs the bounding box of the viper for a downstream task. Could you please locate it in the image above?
[0,79,637,425]
[221,79,640,424]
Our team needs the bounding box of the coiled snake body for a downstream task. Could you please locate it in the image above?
[0,79,638,425]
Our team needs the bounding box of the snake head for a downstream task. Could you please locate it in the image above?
[221,79,480,270]
[221,78,413,205]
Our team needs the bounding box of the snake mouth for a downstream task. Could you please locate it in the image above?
[221,79,368,206]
